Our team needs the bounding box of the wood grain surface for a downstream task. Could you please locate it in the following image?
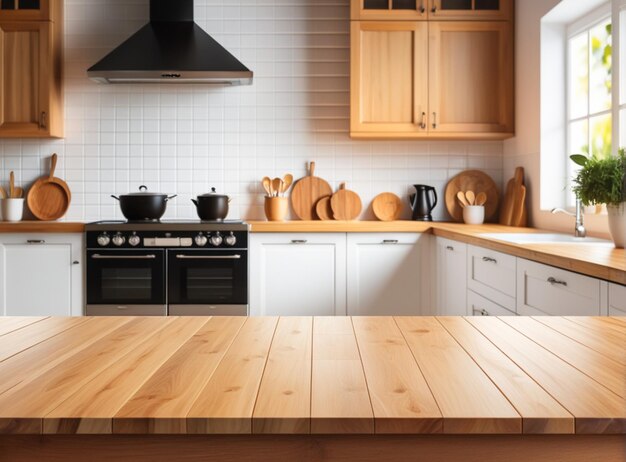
[372,192,403,221]
[330,183,362,221]
[0,316,624,437]
[290,162,332,220]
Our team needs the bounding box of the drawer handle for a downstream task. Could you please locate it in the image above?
[547,277,568,287]
[473,308,489,316]
[27,240,46,244]
[419,112,427,129]
[482,257,498,264]
[291,240,308,244]
[383,240,399,244]
[446,246,454,251]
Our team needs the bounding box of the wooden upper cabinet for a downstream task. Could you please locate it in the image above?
[428,0,512,21]
[350,21,428,136]
[0,0,62,138]
[352,0,429,20]
[0,0,55,21]
[428,21,513,135]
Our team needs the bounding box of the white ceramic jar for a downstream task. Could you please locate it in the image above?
[1,198,24,222]
[463,205,485,225]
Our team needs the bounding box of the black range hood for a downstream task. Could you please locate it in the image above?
[88,0,253,85]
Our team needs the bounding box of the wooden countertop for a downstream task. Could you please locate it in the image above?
[249,221,626,285]
[0,222,84,233]
[0,316,624,436]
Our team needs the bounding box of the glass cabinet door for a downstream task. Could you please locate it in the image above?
[352,0,428,20]
[0,0,50,21]
[428,0,511,20]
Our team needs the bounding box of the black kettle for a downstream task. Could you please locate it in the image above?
[409,185,438,221]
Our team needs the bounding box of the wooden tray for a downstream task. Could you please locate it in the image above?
[372,192,403,221]
[445,170,499,222]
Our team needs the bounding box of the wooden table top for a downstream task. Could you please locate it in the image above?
[0,316,624,436]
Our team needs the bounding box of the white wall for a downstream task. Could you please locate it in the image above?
[504,0,611,237]
[0,0,503,222]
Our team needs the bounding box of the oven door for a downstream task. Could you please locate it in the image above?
[168,249,248,315]
[86,249,166,316]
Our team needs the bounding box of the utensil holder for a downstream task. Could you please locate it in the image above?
[463,205,485,225]
[265,197,288,222]
[1,198,24,222]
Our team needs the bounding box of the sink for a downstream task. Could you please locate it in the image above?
[478,233,613,245]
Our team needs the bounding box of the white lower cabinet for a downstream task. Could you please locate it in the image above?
[436,237,467,316]
[0,234,83,316]
[516,258,603,316]
[468,290,515,316]
[608,283,626,316]
[467,245,517,312]
[347,234,425,316]
[250,233,346,316]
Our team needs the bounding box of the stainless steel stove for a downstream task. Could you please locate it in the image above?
[85,220,250,317]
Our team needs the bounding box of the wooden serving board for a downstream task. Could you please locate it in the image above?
[290,162,332,221]
[372,192,402,222]
[26,154,71,221]
[500,167,527,227]
[445,170,499,222]
[315,196,334,221]
[331,183,362,221]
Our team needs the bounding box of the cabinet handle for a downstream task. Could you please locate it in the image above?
[547,277,568,287]
[383,240,399,244]
[419,112,427,129]
[39,111,47,129]
[432,112,437,129]
[419,3,426,14]
[27,240,45,244]
[446,246,454,251]
[431,1,438,13]
[176,254,241,260]
[291,240,308,244]
[73,261,80,265]
[473,308,489,316]
[482,256,497,264]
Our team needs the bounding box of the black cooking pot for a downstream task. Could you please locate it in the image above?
[192,188,231,221]
[112,186,177,221]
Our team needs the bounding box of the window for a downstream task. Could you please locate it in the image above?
[566,11,613,205]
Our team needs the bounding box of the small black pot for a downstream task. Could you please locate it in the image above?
[192,188,231,221]
[112,186,177,221]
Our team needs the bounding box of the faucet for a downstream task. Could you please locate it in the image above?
[551,199,586,238]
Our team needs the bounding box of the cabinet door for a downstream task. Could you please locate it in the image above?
[429,21,513,135]
[351,0,428,20]
[468,290,515,316]
[250,234,346,316]
[608,283,626,316]
[0,21,53,137]
[351,21,428,136]
[0,0,51,21]
[467,245,516,310]
[0,234,83,316]
[428,0,512,21]
[436,237,467,316]
[516,259,602,316]
[347,233,423,316]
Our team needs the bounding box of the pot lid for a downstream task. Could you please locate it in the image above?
[197,187,229,199]
[122,185,168,197]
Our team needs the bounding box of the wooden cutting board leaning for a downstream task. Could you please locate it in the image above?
[445,170,499,223]
[26,153,72,221]
[500,167,527,227]
[372,192,403,221]
[330,183,362,220]
[290,162,332,220]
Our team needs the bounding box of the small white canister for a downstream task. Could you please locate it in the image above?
[1,198,25,222]
[463,205,485,225]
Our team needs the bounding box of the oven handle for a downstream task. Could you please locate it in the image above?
[175,254,242,260]
[91,254,157,260]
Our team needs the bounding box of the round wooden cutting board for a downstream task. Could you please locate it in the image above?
[315,196,334,221]
[445,170,499,222]
[331,183,362,221]
[290,162,332,220]
[372,192,403,222]
[27,154,71,221]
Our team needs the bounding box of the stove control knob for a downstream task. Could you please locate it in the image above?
[209,232,223,247]
[128,233,141,247]
[225,232,237,247]
[112,233,126,247]
[195,234,208,247]
[97,233,110,247]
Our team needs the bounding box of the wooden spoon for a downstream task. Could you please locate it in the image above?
[457,191,469,208]
[9,171,14,198]
[282,174,293,194]
[262,177,272,197]
[0,186,6,199]
[475,192,487,206]
[465,190,476,206]
[272,178,282,197]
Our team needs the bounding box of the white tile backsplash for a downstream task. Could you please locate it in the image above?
[0,0,503,222]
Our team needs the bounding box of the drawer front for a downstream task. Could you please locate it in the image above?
[609,283,626,314]
[517,259,602,316]
[467,245,516,310]
[468,290,515,317]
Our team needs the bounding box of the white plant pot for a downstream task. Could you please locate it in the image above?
[607,203,626,248]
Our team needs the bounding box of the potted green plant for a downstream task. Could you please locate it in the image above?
[571,148,626,248]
